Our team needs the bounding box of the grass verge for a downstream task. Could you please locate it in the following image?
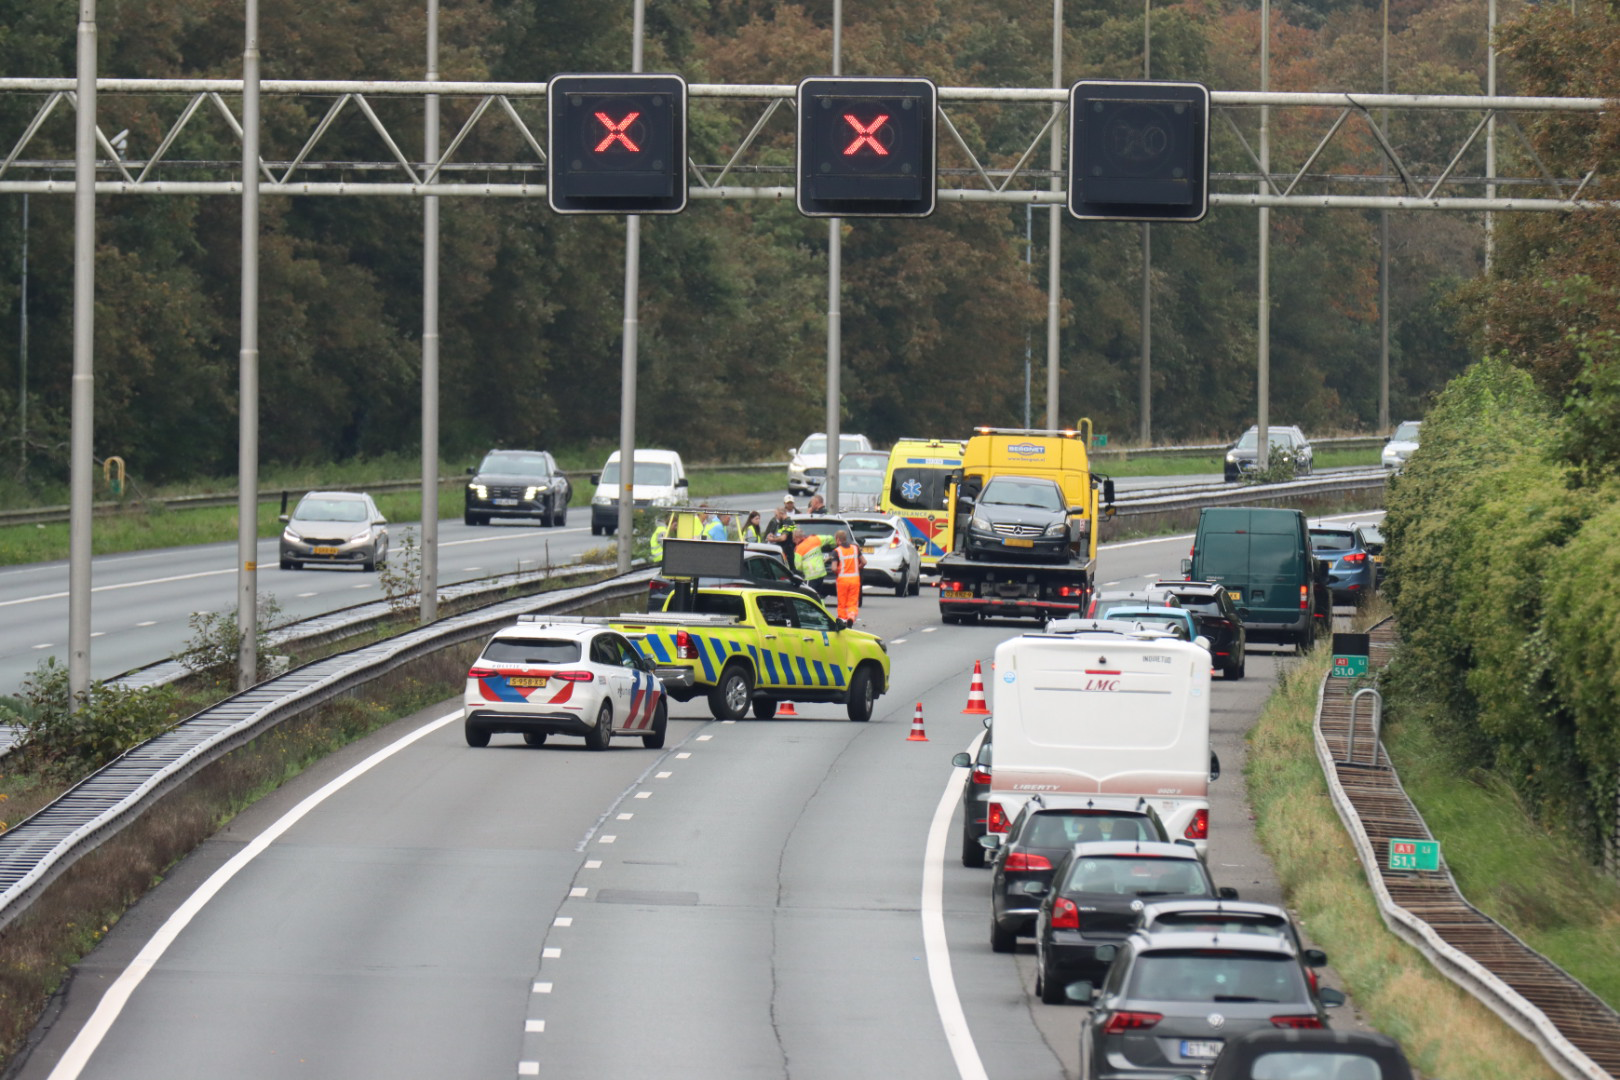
[1094,448,1380,477]
[1245,605,1559,1080]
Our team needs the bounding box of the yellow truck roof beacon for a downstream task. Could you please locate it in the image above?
[881,437,967,568]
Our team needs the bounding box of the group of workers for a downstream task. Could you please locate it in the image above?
[647,493,867,621]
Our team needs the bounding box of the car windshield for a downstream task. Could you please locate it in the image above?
[1252,1052,1383,1080]
[1148,913,1289,939]
[1023,812,1158,846]
[1064,856,1211,897]
[1392,421,1421,441]
[1110,610,1190,637]
[794,519,845,538]
[481,638,581,664]
[479,452,551,476]
[849,520,896,543]
[1310,529,1357,551]
[1093,597,1162,619]
[1128,950,1307,1003]
[293,497,368,523]
[600,461,674,486]
[840,472,884,494]
[841,453,887,470]
[888,467,952,511]
[1360,524,1386,546]
[800,435,866,456]
[1236,429,1297,450]
[980,477,1064,511]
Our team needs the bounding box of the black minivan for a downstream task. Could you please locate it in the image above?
[1183,507,1329,652]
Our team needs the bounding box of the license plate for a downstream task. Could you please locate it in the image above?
[313,546,339,555]
[1003,537,1034,548]
[1228,590,1243,602]
[943,590,972,599]
[507,676,549,688]
[1181,1040,1223,1060]
[1373,554,1385,563]
[493,498,519,507]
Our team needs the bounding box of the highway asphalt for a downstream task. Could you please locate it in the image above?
[11,518,1383,1080]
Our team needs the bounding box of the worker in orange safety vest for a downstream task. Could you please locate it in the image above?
[833,529,865,622]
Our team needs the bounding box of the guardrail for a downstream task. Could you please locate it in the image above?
[1111,467,1387,519]
[1315,619,1620,1080]
[1092,434,1387,461]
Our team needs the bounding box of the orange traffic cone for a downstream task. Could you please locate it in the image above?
[907,702,929,742]
[962,660,991,715]
[777,701,799,717]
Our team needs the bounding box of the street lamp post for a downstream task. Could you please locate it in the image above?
[1256,0,1271,472]
[1378,0,1391,431]
[420,0,440,622]
[1139,0,1152,445]
[615,0,646,573]
[1046,0,1063,430]
[235,0,261,690]
[69,0,97,705]
[825,0,842,509]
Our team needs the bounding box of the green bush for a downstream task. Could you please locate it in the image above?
[10,660,184,784]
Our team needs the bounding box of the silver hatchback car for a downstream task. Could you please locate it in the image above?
[279,491,389,571]
[842,512,922,596]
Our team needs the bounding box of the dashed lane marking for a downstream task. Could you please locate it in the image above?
[534,982,553,993]
[553,917,572,927]
[136,620,156,626]
[675,753,691,759]
[519,1063,539,1076]
[599,835,616,844]
[569,887,588,897]
[525,1020,546,1033]
[32,643,52,649]
[656,771,673,779]
[696,735,713,741]
[892,638,908,644]
[634,792,651,799]
[921,627,937,633]
[616,813,633,820]
[542,948,561,959]
[584,860,602,869]
[296,592,317,598]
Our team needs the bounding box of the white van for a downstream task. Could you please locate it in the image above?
[985,625,1215,855]
[590,449,688,535]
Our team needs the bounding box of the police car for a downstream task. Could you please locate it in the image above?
[463,619,668,750]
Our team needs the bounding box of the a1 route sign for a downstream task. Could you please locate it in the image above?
[1388,838,1440,871]
[1331,631,1370,678]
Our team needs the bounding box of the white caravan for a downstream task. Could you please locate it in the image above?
[985,625,1215,855]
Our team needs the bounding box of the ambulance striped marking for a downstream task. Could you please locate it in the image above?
[831,663,845,687]
[761,650,780,684]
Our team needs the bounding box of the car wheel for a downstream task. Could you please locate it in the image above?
[909,571,921,596]
[1038,957,1067,1005]
[464,724,490,748]
[708,663,753,721]
[523,732,548,748]
[990,915,1016,953]
[557,502,568,527]
[541,502,555,528]
[587,701,612,751]
[894,574,908,598]
[361,551,378,572]
[962,824,987,869]
[642,698,668,749]
[847,665,878,723]
[1225,656,1246,680]
[752,698,779,720]
[464,511,483,527]
[279,558,293,570]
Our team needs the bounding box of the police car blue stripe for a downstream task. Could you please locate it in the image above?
[488,678,527,703]
[692,635,716,682]
[812,661,828,687]
[796,657,812,684]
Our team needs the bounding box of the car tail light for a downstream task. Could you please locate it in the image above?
[553,670,594,682]
[889,533,902,547]
[1342,552,1366,564]
[1056,585,1084,597]
[675,629,697,660]
[1051,897,1081,930]
[1184,808,1209,841]
[1208,617,1233,629]
[1003,852,1053,872]
[1299,585,1309,610]
[1306,968,1319,991]
[971,767,992,785]
[1270,1015,1325,1029]
[1103,1011,1162,1034]
[468,667,497,679]
[942,579,965,592]
[987,802,1010,834]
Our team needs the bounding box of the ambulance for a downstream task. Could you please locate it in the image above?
[982,624,1217,856]
[880,437,967,570]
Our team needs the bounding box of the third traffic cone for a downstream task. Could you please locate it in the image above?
[778,700,799,717]
[962,660,991,715]
[907,702,929,742]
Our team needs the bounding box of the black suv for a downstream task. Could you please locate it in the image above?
[465,449,572,527]
[1145,580,1248,679]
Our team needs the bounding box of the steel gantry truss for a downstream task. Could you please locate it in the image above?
[0,78,1610,210]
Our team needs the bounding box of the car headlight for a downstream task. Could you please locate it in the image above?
[470,484,488,498]
[1045,520,1068,536]
[282,528,302,543]
[524,486,541,500]
[349,530,372,544]
[592,495,612,507]
[1225,451,1238,462]
[970,513,991,532]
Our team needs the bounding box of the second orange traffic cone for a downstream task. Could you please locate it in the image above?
[907,702,929,742]
[778,700,799,717]
[962,660,991,715]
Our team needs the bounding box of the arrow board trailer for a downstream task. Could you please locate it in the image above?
[986,629,1214,856]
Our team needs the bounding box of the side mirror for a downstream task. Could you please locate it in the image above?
[983,715,992,729]
[833,618,850,631]
[1318,987,1347,1008]
[1174,838,1197,850]
[1065,980,1097,1004]
[1066,505,1086,516]
[1020,880,1048,897]
[590,473,600,485]
[1103,479,1116,503]
[913,537,927,551]
[1209,753,1222,781]
[1302,948,1328,968]
[1194,635,1211,651]
[278,513,290,524]
[677,477,689,487]
[1093,944,1118,964]
[787,448,797,458]
[951,751,973,768]
[376,515,388,525]
[1217,887,1240,900]
[978,834,1004,852]
[1179,557,1192,576]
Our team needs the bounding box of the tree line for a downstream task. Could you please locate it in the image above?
[0,0,1512,489]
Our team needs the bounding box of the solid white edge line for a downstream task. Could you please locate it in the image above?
[922,730,990,1080]
[46,707,462,1080]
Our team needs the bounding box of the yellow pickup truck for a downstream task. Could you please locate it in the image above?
[610,586,891,722]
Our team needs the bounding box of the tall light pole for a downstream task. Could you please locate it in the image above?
[824,0,843,508]
[1024,203,1033,428]
[236,0,261,690]
[420,0,440,622]
[1046,0,1063,430]
[1485,0,1497,272]
[1256,0,1271,472]
[68,0,97,705]
[615,0,646,573]
[18,193,27,472]
[1139,0,1153,445]
[1378,0,1391,431]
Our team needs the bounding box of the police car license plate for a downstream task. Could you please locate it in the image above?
[1003,537,1034,548]
[1228,590,1243,602]
[1181,1040,1223,1059]
[493,498,519,506]
[943,590,972,599]
[313,546,339,555]
[507,676,548,688]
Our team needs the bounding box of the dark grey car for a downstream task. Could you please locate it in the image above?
[465,449,572,527]
[1077,932,1344,1080]
[279,491,388,571]
[962,475,1080,561]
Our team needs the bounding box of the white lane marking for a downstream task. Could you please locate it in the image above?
[569,887,588,897]
[525,1020,546,1033]
[892,638,908,644]
[90,632,104,638]
[721,719,736,725]
[296,592,317,598]
[1101,581,1121,587]
[32,643,52,649]
[921,731,990,1080]
[553,917,572,927]
[656,771,673,779]
[462,566,482,572]
[135,620,156,627]
[1,566,237,609]
[534,982,554,993]
[696,735,712,742]
[1102,531,1194,550]
[616,813,633,820]
[44,707,461,1080]
[599,835,616,844]
[351,583,371,589]
[921,627,936,633]
[441,527,584,549]
[542,947,562,959]
[519,1061,539,1075]
[634,792,651,800]
[584,860,602,869]
[675,753,691,760]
